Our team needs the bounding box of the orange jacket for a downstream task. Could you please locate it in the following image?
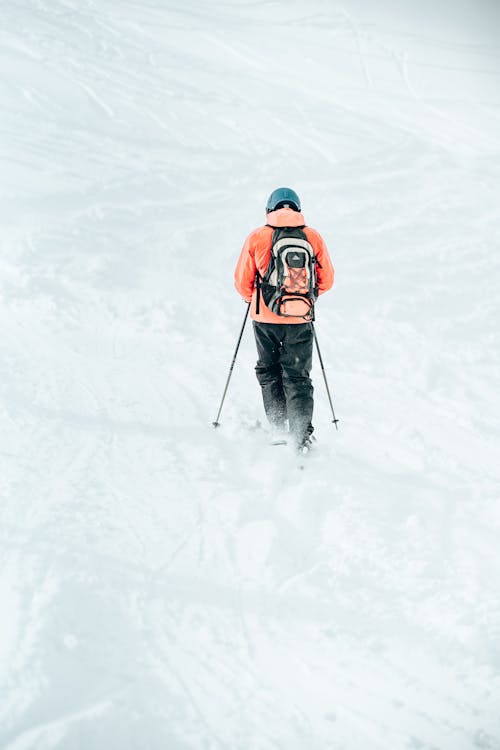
[234,207,334,324]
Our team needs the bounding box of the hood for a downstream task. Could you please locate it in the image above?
[265,207,306,227]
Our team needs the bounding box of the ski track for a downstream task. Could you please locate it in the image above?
[1,1,500,748]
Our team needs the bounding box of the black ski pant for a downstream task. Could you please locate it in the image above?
[253,321,314,445]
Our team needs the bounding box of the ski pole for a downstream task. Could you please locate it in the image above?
[311,322,339,429]
[213,303,251,427]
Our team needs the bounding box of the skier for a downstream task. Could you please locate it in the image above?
[234,187,334,452]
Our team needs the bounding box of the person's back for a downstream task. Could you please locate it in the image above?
[234,187,334,452]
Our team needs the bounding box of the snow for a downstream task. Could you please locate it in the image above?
[1,1,500,748]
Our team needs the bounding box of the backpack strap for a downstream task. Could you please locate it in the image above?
[255,271,262,314]
[265,224,306,229]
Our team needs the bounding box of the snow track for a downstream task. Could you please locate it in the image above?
[1,1,500,748]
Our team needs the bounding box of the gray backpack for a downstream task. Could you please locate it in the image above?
[257,226,319,321]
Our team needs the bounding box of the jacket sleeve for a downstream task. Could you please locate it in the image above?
[313,232,334,295]
[234,233,257,303]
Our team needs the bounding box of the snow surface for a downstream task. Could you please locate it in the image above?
[1,1,500,748]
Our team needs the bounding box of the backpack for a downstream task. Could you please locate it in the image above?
[256,226,319,321]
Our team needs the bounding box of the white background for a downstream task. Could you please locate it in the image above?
[1,1,500,748]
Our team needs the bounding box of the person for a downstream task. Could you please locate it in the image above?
[234,187,334,452]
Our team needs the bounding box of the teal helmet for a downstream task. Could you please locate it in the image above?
[266,187,301,213]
